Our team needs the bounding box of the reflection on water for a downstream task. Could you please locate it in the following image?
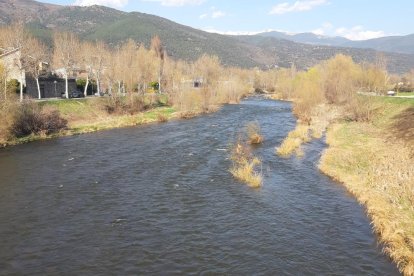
[0,98,399,275]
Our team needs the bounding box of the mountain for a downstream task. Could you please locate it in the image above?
[259,31,350,47]
[1,0,414,73]
[238,35,414,74]
[259,31,414,55]
[343,34,414,55]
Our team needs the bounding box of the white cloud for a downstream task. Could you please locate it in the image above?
[199,7,226,20]
[270,0,328,15]
[142,0,205,6]
[312,21,333,35]
[212,10,226,18]
[203,28,289,36]
[204,28,257,35]
[73,0,128,8]
[335,26,385,40]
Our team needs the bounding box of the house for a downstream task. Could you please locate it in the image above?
[26,75,77,98]
[0,47,25,85]
[180,77,204,88]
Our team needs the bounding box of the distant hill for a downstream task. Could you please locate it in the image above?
[258,31,350,47]
[258,31,414,55]
[343,34,414,55]
[237,35,414,74]
[1,0,414,73]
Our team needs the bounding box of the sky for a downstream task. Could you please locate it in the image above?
[40,0,414,40]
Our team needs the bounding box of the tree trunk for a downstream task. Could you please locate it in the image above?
[4,77,7,101]
[158,75,161,94]
[84,75,89,97]
[108,80,112,96]
[118,81,121,94]
[97,76,101,95]
[36,78,41,99]
[19,71,24,102]
[65,74,69,99]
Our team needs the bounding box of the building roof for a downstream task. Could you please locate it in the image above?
[0,48,20,59]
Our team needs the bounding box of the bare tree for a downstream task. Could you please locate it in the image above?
[136,44,157,95]
[92,41,107,96]
[26,36,48,99]
[1,22,28,101]
[53,32,80,98]
[194,54,222,111]
[119,39,137,95]
[150,35,165,93]
[78,41,94,97]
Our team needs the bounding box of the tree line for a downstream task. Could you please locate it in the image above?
[0,22,252,110]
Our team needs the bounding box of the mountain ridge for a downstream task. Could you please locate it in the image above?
[258,30,414,55]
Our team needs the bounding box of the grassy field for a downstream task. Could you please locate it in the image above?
[396,92,414,97]
[319,97,414,275]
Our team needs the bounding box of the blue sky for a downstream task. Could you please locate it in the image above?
[40,0,414,40]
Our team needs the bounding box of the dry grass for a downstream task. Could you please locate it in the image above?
[230,141,263,188]
[276,124,310,156]
[246,122,264,144]
[0,100,18,145]
[319,98,414,275]
[230,156,263,188]
[178,110,199,119]
[276,104,343,157]
[157,112,169,122]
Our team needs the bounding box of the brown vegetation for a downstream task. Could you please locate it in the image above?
[230,140,262,188]
[229,121,265,188]
[4,100,67,139]
[276,124,310,157]
[246,122,264,144]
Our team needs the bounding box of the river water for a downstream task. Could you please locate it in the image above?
[0,98,399,275]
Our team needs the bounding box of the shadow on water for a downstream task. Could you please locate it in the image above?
[0,97,399,275]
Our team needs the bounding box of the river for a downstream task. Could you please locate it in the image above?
[0,98,399,275]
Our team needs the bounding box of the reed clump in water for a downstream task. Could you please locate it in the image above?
[276,124,310,156]
[246,121,264,145]
[230,139,262,188]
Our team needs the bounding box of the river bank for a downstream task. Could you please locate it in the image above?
[0,97,178,148]
[276,96,414,275]
[319,98,414,275]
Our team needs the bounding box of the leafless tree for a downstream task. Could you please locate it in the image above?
[1,22,28,101]
[26,37,48,99]
[53,32,80,98]
[150,35,165,93]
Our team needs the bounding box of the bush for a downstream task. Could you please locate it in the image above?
[104,95,147,115]
[10,101,67,138]
[0,100,18,142]
[345,97,382,122]
[7,79,20,95]
[229,139,263,188]
[157,112,168,122]
[104,96,126,114]
[246,122,263,144]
